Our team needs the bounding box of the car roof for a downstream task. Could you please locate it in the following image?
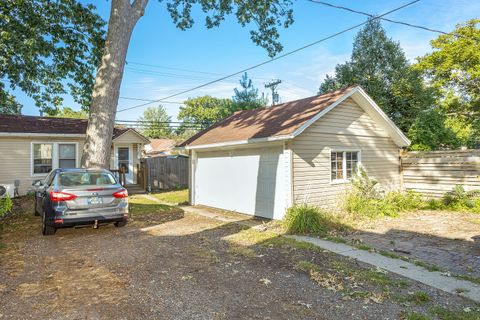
[57,168,111,173]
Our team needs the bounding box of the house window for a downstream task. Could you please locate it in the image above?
[59,144,76,168]
[331,150,359,182]
[32,142,78,175]
[33,143,53,174]
[118,147,129,173]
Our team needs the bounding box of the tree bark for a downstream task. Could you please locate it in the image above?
[81,0,148,168]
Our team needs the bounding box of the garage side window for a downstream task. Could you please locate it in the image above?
[331,150,359,182]
[33,143,53,174]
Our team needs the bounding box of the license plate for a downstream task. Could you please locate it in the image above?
[88,196,103,205]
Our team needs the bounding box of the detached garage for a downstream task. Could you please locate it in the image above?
[177,86,410,219]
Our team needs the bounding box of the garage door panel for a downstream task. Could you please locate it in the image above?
[194,147,286,219]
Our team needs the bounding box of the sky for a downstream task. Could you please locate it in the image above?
[17,0,480,122]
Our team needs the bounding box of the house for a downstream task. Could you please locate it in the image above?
[177,86,410,219]
[0,114,150,195]
[144,138,176,157]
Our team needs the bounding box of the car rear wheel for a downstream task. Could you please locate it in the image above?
[114,220,127,228]
[42,212,56,235]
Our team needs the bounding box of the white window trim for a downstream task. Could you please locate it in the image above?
[329,149,361,184]
[30,142,79,177]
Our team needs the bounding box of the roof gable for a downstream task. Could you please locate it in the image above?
[178,86,410,149]
[178,86,355,148]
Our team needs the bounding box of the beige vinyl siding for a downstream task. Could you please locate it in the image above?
[0,137,84,195]
[114,130,147,144]
[292,98,401,210]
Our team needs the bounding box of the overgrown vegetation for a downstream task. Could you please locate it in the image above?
[426,185,480,213]
[0,196,13,218]
[344,168,480,218]
[283,204,343,235]
[344,167,423,218]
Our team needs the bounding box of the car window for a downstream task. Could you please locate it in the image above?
[44,170,56,186]
[58,172,117,187]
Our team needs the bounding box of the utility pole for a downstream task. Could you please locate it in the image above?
[265,79,282,106]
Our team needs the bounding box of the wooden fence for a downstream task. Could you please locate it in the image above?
[142,157,188,191]
[401,149,480,197]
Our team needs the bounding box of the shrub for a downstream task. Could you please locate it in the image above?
[442,185,480,211]
[283,204,337,235]
[344,167,423,218]
[0,196,13,218]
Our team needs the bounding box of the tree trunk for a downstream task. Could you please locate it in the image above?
[81,0,148,169]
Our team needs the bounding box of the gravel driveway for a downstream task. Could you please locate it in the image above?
[0,196,478,320]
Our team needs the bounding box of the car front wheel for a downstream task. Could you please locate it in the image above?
[42,212,56,236]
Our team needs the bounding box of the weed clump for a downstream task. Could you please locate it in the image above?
[283,204,341,235]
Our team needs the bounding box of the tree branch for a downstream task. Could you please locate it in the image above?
[132,0,149,20]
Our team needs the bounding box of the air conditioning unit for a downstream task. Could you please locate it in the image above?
[0,184,15,198]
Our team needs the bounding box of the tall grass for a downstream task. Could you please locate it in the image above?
[283,204,342,235]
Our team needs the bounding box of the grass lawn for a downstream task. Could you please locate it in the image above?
[149,189,189,205]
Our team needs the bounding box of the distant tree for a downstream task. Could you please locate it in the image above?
[414,19,480,147]
[46,107,88,119]
[318,19,434,133]
[233,72,268,110]
[0,0,105,115]
[408,109,462,151]
[177,96,234,132]
[138,105,173,138]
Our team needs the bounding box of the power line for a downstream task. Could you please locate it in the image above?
[117,0,419,113]
[119,96,184,104]
[126,61,226,77]
[308,0,449,35]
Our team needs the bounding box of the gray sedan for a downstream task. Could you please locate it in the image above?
[34,168,129,235]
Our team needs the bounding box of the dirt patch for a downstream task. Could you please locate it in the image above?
[16,254,127,309]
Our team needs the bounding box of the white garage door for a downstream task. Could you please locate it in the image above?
[194,146,287,219]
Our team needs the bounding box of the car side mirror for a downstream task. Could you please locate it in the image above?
[32,180,43,187]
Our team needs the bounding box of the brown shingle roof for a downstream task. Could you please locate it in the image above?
[0,114,135,139]
[146,139,175,153]
[178,86,356,147]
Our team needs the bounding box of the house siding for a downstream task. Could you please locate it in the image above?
[1,134,146,195]
[0,136,85,195]
[292,98,402,210]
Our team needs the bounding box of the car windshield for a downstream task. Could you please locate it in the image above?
[58,172,117,187]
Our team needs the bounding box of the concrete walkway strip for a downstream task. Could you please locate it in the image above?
[287,235,480,303]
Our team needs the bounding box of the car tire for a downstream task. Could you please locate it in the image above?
[42,212,56,236]
[114,220,127,228]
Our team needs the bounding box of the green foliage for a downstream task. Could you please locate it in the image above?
[233,72,268,110]
[415,19,480,148]
[345,168,423,218]
[408,108,462,151]
[138,105,173,138]
[177,96,234,133]
[283,204,338,235]
[350,166,380,199]
[0,0,106,114]
[45,107,88,119]
[429,306,480,320]
[442,185,480,211]
[0,196,13,218]
[177,74,267,136]
[166,0,294,58]
[318,19,434,133]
